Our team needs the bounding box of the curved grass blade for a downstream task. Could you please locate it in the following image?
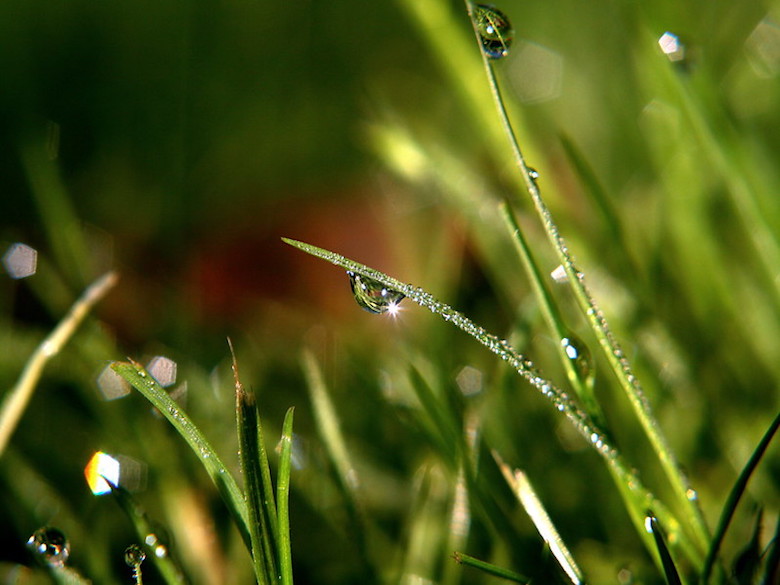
[461,0,709,554]
[0,271,118,456]
[277,407,295,585]
[646,514,682,585]
[701,410,780,584]
[452,551,529,584]
[111,360,250,550]
[232,342,276,585]
[282,237,698,564]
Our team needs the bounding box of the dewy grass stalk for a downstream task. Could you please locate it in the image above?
[282,237,699,566]
[460,0,709,555]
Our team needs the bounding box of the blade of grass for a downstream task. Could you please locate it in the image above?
[282,237,699,565]
[232,342,275,585]
[0,271,118,456]
[493,452,584,585]
[20,136,93,287]
[108,482,187,585]
[461,0,709,554]
[301,350,376,579]
[500,203,605,428]
[111,360,251,550]
[452,551,530,584]
[277,407,295,585]
[701,410,780,584]
[646,515,683,585]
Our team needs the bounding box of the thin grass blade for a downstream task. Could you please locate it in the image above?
[111,360,250,549]
[646,515,683,585]
[461,0,709,554]
[277,407,295,585]
[701,410,780,583]
[493,452,584,585]
[232,342,275,585]
[0,271,118,456]
[452,551,530,584]
[107,482,187,585]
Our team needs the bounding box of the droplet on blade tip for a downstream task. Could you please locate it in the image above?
[475,4,514,59]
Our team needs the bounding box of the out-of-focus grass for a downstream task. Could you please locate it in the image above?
[1,0,780,582]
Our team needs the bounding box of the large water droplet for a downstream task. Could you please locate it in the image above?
[561,335,594,386]
[347,271,405,314]
[124,544,146,567]
[27,527,70,569]
[475,5,514,59]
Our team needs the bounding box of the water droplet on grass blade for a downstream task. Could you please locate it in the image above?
[561,336,594,385]
[475,5,514,59]
[124,544,146,567]
[27,527,70,568]
[347,271,405,314]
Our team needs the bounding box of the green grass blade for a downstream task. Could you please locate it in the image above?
[701,410,780,584]
[494,453,584,585]
[20,135,94,287]
[233,347,274,585]
[646,515,683,585]
[276,407,295,585]
[108,483,187,585]
[301,350,376,578]
[111,360,251,550]
[282,237,698,565]
[0,271,118,457]
[500,203,605,428]
[452,551,529,584]
[461,0,708,554]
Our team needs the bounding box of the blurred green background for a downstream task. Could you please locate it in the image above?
[2,0,780,582]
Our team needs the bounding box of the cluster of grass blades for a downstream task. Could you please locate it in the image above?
[3,0,780,583]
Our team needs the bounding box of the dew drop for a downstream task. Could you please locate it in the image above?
[347,271,405,314]
[686,488,698,501]
[561,335,594,386]
[475,4,514,59]
[124,544,146,567]
[27,527,70,569]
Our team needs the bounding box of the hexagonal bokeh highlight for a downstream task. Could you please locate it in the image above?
[2,243,38,279]
[745,18,780,78]
[146,356,177,388]
[456,365,483,396]
[507,41,563,104]
[84,451,146,495]
[658,32,686,62]
[96,365,132,400]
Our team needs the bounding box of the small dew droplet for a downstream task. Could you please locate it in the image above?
[347,271,405,315]
[27,527,70,569]
[475,5,514,59]
[124,544,146,567]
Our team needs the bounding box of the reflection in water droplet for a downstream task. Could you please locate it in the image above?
[561,336,594,385]
[27,527,70,569]
[124,544,146,567]
[686,488,698,501]
[528,167,539,181]
[475,5,514,59]
[347,271,405,314]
